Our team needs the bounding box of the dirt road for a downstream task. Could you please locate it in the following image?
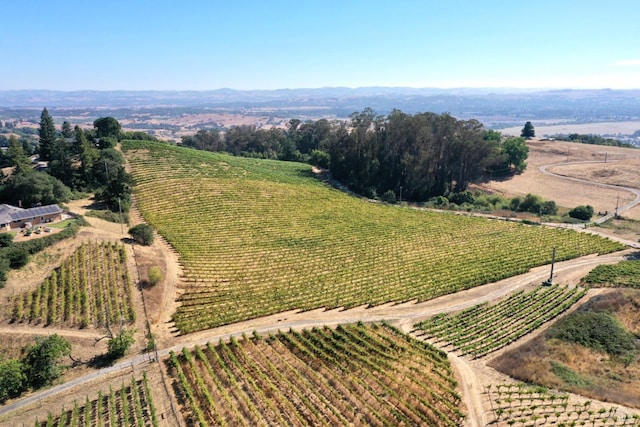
[0,249,632,420]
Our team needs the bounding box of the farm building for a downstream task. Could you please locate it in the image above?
[0,204,63,231]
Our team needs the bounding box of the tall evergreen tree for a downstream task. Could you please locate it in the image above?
[38,108,56,161]
[61,121,73,138]
[7,135,31,174]
[521,121,535,139]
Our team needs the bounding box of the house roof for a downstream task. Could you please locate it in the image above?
[0,204,62,225]
[0,204,22,225]
[9,204,62,222]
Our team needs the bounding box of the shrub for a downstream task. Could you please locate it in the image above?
[380,190,397,204]
[568,205,594,221]
[0,359,27,402]
[107,329,135,360]
[448,190,474,205]
[6,247,29,269]
[548,311,638,358]
[309,149,330,169]
[519,193,543,214]
[430,195,449,208]
[540,200,558,215]
[128,224,154,246]
[509,196,522,211]
[0,233,14,248]
[22,334,71,388]
[148,266,163,286]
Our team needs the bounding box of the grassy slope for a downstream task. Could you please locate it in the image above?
[122,141,625,333]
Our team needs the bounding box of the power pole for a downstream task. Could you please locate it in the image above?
[118,198,124,236]
[543,247,556,286]
[614,195,619,218]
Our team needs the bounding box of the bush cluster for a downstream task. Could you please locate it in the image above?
[0,335,71,402]
[548,311,638,361]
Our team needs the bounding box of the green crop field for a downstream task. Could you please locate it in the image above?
[168,323,463,426]
[416,285,587,358]
[122,141,624,334]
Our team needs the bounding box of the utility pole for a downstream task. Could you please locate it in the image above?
[399,186,403,204]
[614,195,619,218]
[543,247,556,286]
[118,198,124,236]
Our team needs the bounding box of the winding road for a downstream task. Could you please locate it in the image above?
[2,160,640,424]
[539,160,640,224]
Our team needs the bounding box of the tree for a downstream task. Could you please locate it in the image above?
[128,223,154,245]
[75,125,99,188]
[0,359,27,402]
[93,117,121,140]
[0,170,72,206]
[568,205,594,221]
[501,136,529,172]
[7,135,31,174]
[521,121,535,139]
[107,329,135,360]
[61,121,73,138]
[22,334,71,388]
[38,108,57,161]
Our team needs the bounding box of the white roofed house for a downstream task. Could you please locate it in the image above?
[0,204,63,231]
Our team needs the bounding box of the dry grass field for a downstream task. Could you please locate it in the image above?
[483,139,640,220]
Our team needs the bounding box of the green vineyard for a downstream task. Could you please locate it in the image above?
[34,373,159,427]
[123,141,624,334]
[416,285,587,358]
[581,260,640,288]
[7,242,136,328]
[167,322,463,426]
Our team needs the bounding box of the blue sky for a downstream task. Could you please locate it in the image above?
[2,0,639,90]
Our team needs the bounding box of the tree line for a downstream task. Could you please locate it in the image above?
[182,108,529,202]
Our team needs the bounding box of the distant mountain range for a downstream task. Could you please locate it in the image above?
[1,87,639,128]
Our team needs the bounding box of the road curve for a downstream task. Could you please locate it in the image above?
[1,250,632,418]
[538,160,640,224]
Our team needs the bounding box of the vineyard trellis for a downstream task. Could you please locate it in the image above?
[33,373,159,427]
[485,383,640,426]
[7,241,136,329]
[167,322,464,426]
[123,141,624,334]
[416,285,588,358]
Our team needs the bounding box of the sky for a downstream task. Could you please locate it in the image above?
[2,0,639,91]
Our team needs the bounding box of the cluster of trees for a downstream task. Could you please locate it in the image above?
[0,335,71,402]
[550,133,635,148]
[0,109,135,215]
[182,108,529,202]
